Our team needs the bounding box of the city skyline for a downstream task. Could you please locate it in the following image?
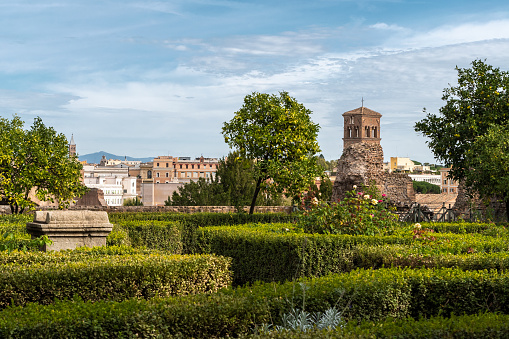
[1,1,509,163]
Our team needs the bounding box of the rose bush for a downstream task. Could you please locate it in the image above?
[297,185,399,236]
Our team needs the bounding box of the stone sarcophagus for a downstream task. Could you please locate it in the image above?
[26,210,113,251]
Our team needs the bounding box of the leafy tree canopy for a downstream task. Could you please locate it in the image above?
[413,180,441,194]
[415,60,509,183]
[0,115,87,213]
[222,91,323,214]
[464,123,509,214]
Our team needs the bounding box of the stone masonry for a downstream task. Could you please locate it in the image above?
[331,142,415,205]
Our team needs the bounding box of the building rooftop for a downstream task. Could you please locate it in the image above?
[342,106,382,117]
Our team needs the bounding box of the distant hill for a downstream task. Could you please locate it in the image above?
[78,151,154,164]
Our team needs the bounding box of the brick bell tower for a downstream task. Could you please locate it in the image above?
[342,101,381,150]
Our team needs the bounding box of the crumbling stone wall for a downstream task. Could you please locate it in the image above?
[73,188,107,207]
[453,181,507,221]
[331,142,414,205]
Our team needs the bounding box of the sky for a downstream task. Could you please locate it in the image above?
[1,1,509,164]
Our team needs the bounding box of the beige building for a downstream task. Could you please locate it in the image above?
[440,167,459,194]
[390,157,415,172]
[137,156,220,206]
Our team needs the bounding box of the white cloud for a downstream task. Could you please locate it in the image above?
[369,22,406,31]
[399,19,509,49]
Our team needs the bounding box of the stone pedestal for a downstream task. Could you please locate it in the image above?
[26,210,113,251]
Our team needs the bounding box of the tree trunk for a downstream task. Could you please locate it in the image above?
[249,176,264,215]
[506,200,509,223]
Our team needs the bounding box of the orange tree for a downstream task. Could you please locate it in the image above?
[0,115,86,214]
[222,91,323,214]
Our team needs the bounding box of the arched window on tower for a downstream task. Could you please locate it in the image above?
[348,127,352,138]
[147,170,152,179]
[365,127,370,138]
[373,127,378,138]
[355,127,359,137]
[350,116,354,124]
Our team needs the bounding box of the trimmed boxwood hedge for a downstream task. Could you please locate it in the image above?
[244,313,509,338]
[108,220,184,252]
[0,245,156,266]
[2,267,509,338]
[191,224,509,285]
[0,253,232,308]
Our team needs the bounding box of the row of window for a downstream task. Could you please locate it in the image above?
[155,163,217,169]
[345,126,378,138]
[442,188,456,193]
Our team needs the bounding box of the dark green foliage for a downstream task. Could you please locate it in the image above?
[166,152,283,208]
[167,177,224,206]
[108,220,184,252]
[414,60,509,196]
[191,224,410,285]
[123,196,143,206]
[4,268,509,338]
[412,180,441,194]
[108,211,295,225]
[246,313,509,338]
[0,252,232,308]
[0,293,271,339]
[108,212,296,254]
[191,223,509,286]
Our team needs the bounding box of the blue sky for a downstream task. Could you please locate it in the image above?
[2,0,509,163]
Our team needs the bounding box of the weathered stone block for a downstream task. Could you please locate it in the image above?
[26,210,113,251]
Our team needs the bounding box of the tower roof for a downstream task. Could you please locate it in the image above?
[342,106,382,117]
[69,134,75,145]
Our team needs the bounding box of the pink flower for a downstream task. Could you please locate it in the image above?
[358,192,363,195]
[378,200,383,203]
[382,194,386,197]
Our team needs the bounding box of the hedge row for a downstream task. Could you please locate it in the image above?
[245,313,509,338]
[192,224,509,285]
[2,268,509,338]
[226,267,509,321]
[0,245,158,266]
[108,211,296,225]
[419,221,508,235]
[108,220,184,253]
[0,253,232,308]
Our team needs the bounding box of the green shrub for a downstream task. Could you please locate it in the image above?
[109,220,183,252]
[0,293,271,338]
[0,245,158,266]
[192,223,509,285]
[0,253,232,308]
[246,313,509,338]
[3,268,509,338]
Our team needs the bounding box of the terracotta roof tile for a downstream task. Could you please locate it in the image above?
[342,106,382,117]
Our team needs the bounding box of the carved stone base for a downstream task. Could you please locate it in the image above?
[26,210,113,251]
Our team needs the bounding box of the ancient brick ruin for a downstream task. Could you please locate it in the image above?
[331,142,415,205]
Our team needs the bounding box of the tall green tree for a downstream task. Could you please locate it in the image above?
[222,91,323,214]
[464,123,509,217]
[415,60,509,184]
[0,115,87,213]
[166,177,223,206]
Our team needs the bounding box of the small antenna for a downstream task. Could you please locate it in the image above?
[361,97,364,107]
